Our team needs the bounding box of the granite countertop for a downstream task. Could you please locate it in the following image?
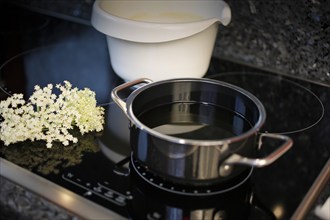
[0,176,79,220]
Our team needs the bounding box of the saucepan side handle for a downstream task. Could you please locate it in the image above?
[224,133,293,167]
[111,78,153,116]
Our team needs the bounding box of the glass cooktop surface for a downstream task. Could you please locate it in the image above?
[0,20,329,220]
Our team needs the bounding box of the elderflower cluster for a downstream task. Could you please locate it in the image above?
[0,81,104,148]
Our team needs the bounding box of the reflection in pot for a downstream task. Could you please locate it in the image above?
[98,103,131,163]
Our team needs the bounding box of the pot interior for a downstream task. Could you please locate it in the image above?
[130,79,264,141]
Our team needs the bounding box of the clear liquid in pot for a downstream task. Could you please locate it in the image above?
[137,102,252,140]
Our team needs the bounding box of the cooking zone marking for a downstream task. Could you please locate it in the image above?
[131,158,253,196]
[210,72,325,134]
[62,173,129,206]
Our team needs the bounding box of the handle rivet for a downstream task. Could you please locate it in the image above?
[219,164,233,177]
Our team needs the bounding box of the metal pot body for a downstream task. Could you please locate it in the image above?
[112,78,292,185]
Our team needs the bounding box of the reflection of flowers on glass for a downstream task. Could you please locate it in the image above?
[0,129,100,175]
[0,81,104,148]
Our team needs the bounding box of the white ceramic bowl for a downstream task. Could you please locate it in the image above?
[91,0,231,82]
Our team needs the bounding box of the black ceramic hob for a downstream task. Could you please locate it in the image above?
[0,9,329,220]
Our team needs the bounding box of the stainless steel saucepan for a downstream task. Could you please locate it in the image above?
[111,78,293,186]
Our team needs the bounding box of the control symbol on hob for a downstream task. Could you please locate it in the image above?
[147,212,162,220]
[93,186,102,193]
[62,173,128,206]
[104,191,114,198]
[83,191,92,196]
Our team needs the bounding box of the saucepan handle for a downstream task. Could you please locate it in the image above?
[224,133,293,167]
[111,78,153,115]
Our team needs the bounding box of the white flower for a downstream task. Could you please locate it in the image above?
[0,81,105,148]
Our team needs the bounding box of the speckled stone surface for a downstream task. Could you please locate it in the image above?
[214,0,330,85]
[0,176,79,220]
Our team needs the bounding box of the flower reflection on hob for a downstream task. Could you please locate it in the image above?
[0,129,100,175]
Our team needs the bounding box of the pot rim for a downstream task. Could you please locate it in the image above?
[126,78,266,146]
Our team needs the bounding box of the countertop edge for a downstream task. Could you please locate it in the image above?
[291,158,330,220]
